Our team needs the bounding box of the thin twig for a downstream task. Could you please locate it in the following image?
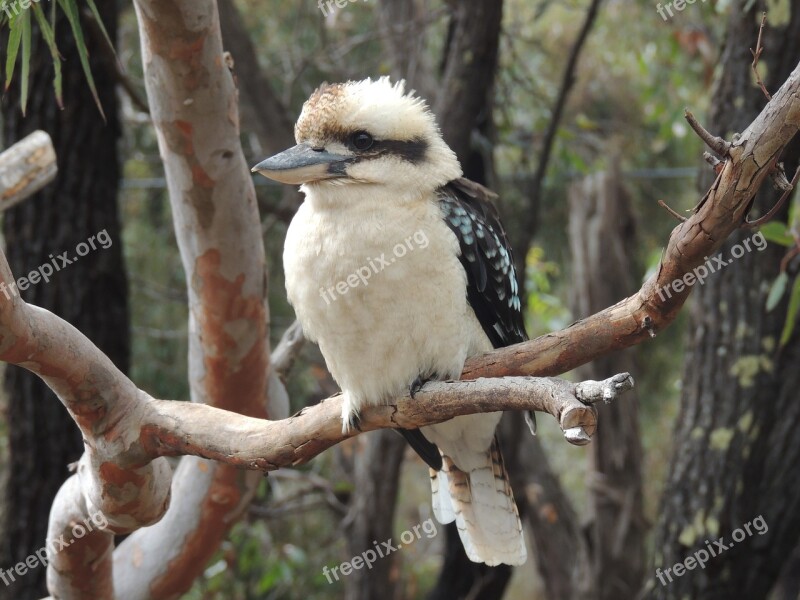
[524,0,604,234]
[685,109,731,156]
[657,200,687,222]
[743,165,800,228]
[751,12,772,101]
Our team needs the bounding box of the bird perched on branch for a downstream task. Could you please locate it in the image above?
[253,77,527,566]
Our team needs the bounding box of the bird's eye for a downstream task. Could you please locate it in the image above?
[351,131,374,151]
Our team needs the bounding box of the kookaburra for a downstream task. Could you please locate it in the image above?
[253,77,527,566]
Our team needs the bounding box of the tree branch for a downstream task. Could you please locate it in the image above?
[140,373,634,470]
[0,130,57,212]
[464,58,800,380]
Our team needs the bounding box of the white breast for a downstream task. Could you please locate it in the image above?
[283,190,492,423]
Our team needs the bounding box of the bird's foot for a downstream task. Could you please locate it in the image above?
[410,372,438,399]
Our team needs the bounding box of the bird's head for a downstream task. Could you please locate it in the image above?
[252,77,461,202]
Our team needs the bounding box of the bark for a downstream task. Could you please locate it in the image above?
[521,0,603,245]
[427,528,512,600]
[644,3,800,599]
[568,162,645,600]
[0,3,128,597]
[0,131,57,211]
[216,0,304,225]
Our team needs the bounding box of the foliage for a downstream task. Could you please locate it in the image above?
[1,0,110,115]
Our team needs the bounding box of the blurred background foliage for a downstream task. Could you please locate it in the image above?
[1,0,784,597]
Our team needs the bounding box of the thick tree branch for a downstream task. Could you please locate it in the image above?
[464,58,800,380]
[140,373,634,469]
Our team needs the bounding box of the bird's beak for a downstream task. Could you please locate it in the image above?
[251,143,352,185]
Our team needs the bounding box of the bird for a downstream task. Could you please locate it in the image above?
[252,77,527,566]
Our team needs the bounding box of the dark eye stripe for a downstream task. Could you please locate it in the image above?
[339,132,428,165]
[374,138,428,164]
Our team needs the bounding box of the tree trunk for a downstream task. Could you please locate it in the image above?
[645,3,800,599]
[0,3,127,599]
[342,432,407,600]
[568,161,646,600]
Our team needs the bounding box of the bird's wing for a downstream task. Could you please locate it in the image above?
[437,177,528,349]
[430,179,529,566]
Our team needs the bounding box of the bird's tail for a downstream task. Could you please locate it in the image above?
[429,437,526,566]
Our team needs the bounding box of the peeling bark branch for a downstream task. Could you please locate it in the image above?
[139,373,634,470]
[464,58,800,380]
[0,130,57,212]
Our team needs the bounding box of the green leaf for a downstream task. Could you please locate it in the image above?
[780,276,800,347]
[767,272,789,312]
[85,0,114,57]
[4,14,23,91]
[31,3,63,107]
[57,0,105,119]
[759,221,794,247]
[20,9,31,114]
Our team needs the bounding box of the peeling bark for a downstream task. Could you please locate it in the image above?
[0,131,56,212]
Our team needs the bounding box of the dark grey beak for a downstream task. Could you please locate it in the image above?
[251,143,352,185]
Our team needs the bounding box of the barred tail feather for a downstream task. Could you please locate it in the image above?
[430,467,455,524]
[430,438,526,566]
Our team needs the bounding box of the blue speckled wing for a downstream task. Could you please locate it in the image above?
[438,178,528,349]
